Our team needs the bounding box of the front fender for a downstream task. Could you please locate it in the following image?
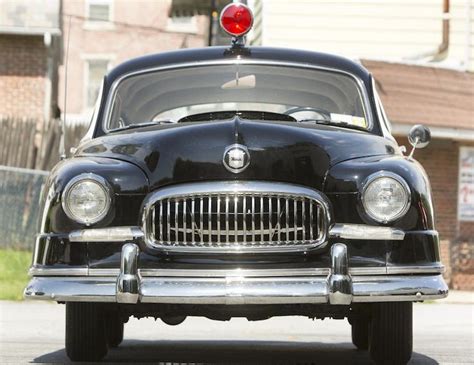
[38,156,149,234]
[324,155,435,231]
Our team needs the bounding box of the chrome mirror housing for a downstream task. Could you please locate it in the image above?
[407,125,431,158]
[408,124,431,149]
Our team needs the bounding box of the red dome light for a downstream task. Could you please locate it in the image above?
[220,3,253,37]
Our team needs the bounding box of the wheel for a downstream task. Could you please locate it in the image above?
[351,317,369,350]
[65,302,108,362]
[369,302,413,365]
[106,312,124,348]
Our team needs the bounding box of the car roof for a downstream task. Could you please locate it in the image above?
[105,46,372,88]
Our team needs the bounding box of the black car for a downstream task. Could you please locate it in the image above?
[25,3,448,364]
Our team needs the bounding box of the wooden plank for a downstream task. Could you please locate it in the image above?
[18,121,30,168]
[0,119,5,164]
[26,121,37,170]
[6,119,17,166]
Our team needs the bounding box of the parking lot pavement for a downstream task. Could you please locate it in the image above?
[0,300,473,364]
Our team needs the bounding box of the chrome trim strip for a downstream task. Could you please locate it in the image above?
[47,219,431,247]
[69,226,144,242]
[29,267,89,276]
[349,267,387,275]
[35,186,56,266]
[61,221,412,245]
[102,59,373,134]
[24,274,448,304]
[32,265,445,277]
[329,223,405,240]
[387,265,445,274]
[138,268,331,278]
[141,181,333,253]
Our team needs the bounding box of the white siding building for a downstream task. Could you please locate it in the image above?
[250,0,474,71]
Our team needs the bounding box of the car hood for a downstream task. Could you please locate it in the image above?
[76,117,399,191]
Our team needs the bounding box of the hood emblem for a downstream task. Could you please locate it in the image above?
[223,144,250,173]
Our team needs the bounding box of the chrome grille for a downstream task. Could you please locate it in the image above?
[142,182,330,252]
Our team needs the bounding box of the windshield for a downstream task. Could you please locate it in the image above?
[106,64,370,131]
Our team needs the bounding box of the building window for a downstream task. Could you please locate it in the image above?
[86,0,112,23]
[166,15,197,33]
[86,59,109,109]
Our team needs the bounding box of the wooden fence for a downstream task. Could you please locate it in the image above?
[0,117,88,171]
[0,117,88,249]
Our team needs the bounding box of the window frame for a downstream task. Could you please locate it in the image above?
[84,0,114,30]
[166,15,198,34]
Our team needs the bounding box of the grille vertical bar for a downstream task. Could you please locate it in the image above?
[293,200,297,240]
[158,201,163,241]
[199,197,204,245]
[183,199,187,243]
[302,199,306,240]
[268,197,272,240]
[277,196,281,242]
[243,194,247,244]
[191,198,195,244]
[251,195,255,243]
[260,196,264,241]
[234,197,238,243]
[208,197,212,244]
[166,200,170,242]
[225,196,229,243]
[217,194,221,244]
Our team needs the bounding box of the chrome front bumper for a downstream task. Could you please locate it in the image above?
[24,243,448,305]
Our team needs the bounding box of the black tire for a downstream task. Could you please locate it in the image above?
[351,317,369,350]
[106,312,124,348]
[369,302,413,365]
[65,302,108,362]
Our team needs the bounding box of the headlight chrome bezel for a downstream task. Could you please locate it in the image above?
[360,171,411,224]
[62,173,112,226]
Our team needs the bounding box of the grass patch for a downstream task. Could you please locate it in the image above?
[0,249,31,300]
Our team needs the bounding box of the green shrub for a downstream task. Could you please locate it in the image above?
[0,249,31,300]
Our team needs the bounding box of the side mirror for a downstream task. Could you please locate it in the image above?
[407,125,431,159]
[408,124,431,149]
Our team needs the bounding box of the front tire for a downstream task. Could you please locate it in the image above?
[65,302,108,362]
[351,317,369,350]
[106,312,124,348]
[369,302,413,365]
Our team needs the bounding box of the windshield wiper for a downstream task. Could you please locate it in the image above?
[111,120,175,132]
[297,119,368,132]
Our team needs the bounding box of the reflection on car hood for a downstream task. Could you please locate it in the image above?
[76,117,399,191]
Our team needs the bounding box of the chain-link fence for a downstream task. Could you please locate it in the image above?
[0,165,48,250]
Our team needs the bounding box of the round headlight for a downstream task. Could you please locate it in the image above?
[361,172,411,223]
[62,174,111,225]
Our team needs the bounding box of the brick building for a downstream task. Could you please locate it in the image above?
[0,0,62,120]
[59,0,208,120]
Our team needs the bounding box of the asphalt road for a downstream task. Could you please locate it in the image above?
[0,301,472,364]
